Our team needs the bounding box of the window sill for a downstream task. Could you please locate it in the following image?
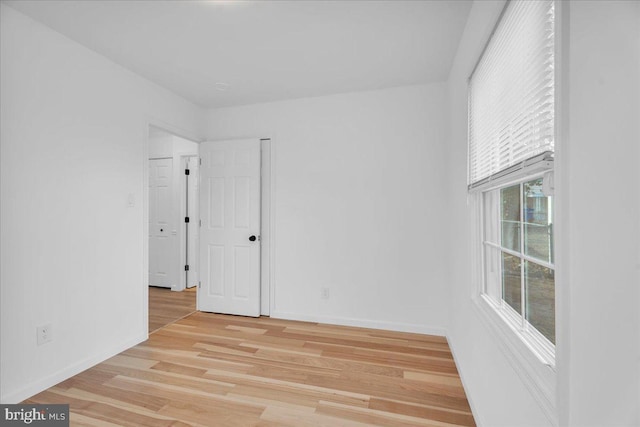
[473,294,558,425]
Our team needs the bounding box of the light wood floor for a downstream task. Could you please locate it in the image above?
[26,312,475,426]
[149,286,197,333]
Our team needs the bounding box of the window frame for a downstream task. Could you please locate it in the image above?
[479,171,556,366]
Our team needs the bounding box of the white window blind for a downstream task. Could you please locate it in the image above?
[468,0,555,190]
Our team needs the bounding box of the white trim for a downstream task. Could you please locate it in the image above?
[473,296,558,425]
[446,333,483,427]
[270,310,447,337]
[0,334,146,403]
[519,182,526,330]
[260,138,273,316]
[142,123,150,338]
[482,294,555,365]
[268,139,277,316]
[179,153,199,291]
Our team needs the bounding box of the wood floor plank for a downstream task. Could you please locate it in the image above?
[125,346,255,373]
[70,412,124,427]
[198,349,344,378]
[157,401,263,427]
[68,382,170,412]
[404,370,465,387]
[316,400,461,427]
[369,398,475,426]
[259,405,373,427]
[27,390,189,427]
[149,286,196,333]
[23,312,475,426]
[93,364,236,394]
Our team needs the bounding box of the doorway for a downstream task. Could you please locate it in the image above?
[144,127,273,333]
[147,125,198,331]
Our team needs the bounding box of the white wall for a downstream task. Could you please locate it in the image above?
[561,1,639,425]
[148,133,199,291]
[149,133,199,159]
[446,1,640,426]
[0,4,204,403]
[205,84,450,334]
[148,132,173,159]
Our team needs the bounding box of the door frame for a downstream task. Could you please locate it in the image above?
[195,137,274,316]
[142,122,274,336]
[143,121,203,336]
[260,138,274,316]
[179,153,199,291]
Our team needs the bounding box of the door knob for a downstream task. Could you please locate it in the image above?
[249,235,257,242]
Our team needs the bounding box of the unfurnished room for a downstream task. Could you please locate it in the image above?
[1,1,639,426]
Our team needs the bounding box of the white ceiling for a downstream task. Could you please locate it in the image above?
[4,0,472,109]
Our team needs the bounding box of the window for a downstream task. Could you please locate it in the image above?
[468,0,556,363]
[482,175,555,357]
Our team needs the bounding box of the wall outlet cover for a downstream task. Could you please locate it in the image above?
[37,323,52,345]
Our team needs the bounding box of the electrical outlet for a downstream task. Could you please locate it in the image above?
[37,323,52,345]
[321,287,330,299]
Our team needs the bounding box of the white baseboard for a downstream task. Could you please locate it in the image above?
[0,334,146,404]
[446,331,484,427]
[270,310,447,337]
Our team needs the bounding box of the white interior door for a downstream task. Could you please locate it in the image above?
[199,139,261,317]
[185,156,199,288]
[149,158,173,288]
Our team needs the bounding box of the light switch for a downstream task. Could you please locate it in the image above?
[127,193,135,207]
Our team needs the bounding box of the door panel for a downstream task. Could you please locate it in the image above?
[149,158,173,288]
[199,139,261,317]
